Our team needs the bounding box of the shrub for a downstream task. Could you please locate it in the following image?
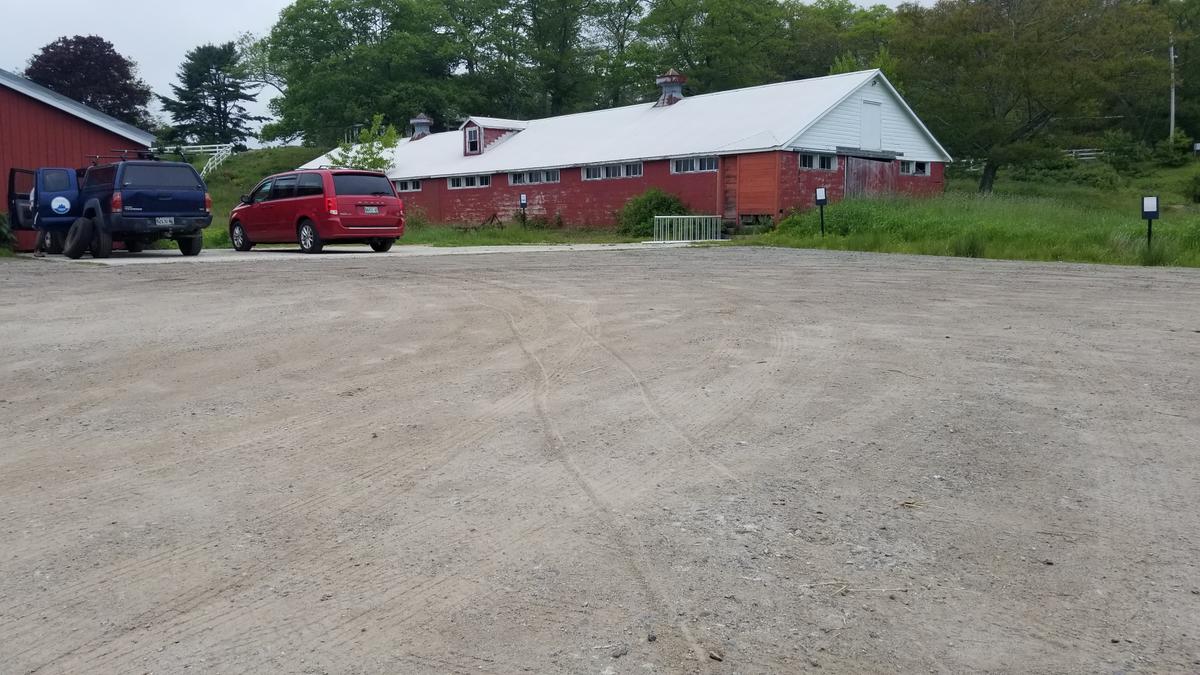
[617,188,688,237]
[1154,130,1193,168]
[1100,130,1150,175]
[1184,172,1200,204]
[0,213,12,252]
[1009,157,1122,190]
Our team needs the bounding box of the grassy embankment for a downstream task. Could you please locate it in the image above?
[747,164,1200,267]
[196,147,636,249]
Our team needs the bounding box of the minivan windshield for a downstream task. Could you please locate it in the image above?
[122,165,203,189]
[333,173,395,196]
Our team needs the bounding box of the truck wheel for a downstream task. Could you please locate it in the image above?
[298,220,323,254]
[370,238,394,252]
[42,231,65,254]
[125,240,145,253]
[178,235,203,257]
[230,222,253,251]
[63,218,94,259]
[91,228,113,258]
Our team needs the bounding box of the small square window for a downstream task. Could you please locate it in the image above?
[914,162,928,176]
[479,175,490,187]
[819,155,835,171]
[449,177,463,188]
[510,173,526,185]
[625,163,643,178]
[545,169,560,183]
[584,166,602,180]
[700,157,718,171]
[800,154,815,169]
[604,164,622,179]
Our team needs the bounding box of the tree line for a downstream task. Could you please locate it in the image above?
[16,0,1199,190]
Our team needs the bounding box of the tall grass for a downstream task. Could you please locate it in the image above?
[752,190,1200,267]
[399,220,637,247]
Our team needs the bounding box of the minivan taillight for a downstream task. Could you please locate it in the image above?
[111,191,123,212]
[204,192,212,213]
[326,198,339,216]
[398,198,405,216]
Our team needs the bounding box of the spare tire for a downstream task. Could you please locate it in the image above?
[63,218,94,259]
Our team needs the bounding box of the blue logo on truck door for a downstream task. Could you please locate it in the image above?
[51,197,71,214]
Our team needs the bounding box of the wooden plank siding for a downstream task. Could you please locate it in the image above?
[734,152,779,217]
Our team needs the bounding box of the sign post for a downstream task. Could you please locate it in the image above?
[1142,195,1159,248]
[519,193,528,226]
[814,187,828,237]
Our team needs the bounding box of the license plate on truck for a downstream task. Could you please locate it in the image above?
[156,217,175,226]
[363,206,379,215]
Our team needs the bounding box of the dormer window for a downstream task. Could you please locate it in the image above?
[466,127,480,154]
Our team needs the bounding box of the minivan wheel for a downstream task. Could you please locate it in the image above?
[178,235,203,256]
[370,238,394,252]
[230,222,253,251]
[91,228,113,258]
[298,220,323,254]
[63,217,94,259]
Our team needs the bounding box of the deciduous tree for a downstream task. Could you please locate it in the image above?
[24,35,153,128]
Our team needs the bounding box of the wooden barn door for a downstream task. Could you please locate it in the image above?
[722,155,738,220]
[844,157,895,198]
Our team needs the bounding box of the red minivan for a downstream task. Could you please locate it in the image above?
[229,169,404,253]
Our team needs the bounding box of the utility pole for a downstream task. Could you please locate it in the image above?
[1170,32,1177,140]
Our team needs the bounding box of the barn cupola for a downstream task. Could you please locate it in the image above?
[654,69,687,107]
[410,113,433,140]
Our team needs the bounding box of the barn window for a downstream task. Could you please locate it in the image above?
[583,166,603,181]
[900,161,929,176]
[511,170,562,186]
[673,157,718,174]
[604,164,623,179]
[447,175,491,190]
[466,127,480,153]
[394,179,421,192]
[624,163,643,177]
[583,163,640,180]
[800,154,836,171]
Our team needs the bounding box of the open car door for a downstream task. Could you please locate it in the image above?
[7,168,35,230]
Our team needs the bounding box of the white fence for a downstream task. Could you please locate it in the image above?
[652,215,723,242]
[151,144,237,177]
[1064,148,1105,161]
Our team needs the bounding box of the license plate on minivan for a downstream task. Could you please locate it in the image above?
[363,206,379,215]
[156,217,175,226]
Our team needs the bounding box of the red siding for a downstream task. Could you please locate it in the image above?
[482,127,512,150]
[401,151,945,228]
[779,152,944,215]
[0,85,149,209]
[405,158,721,228]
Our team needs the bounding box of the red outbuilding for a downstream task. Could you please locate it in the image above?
[1,67,154,250]
[304,69,952,228]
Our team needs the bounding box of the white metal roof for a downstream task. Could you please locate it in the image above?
[459,116,529,130]
[303,70,950,180]
[0,68,155,147]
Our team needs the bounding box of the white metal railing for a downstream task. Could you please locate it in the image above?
[652,215,723,242]
[150,144,237,177]
[200,145,234,177]
[1064,148,1105,161]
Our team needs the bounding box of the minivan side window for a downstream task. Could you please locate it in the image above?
[270,175,298,200]
[296,173,324,197]
[251,179,274,203]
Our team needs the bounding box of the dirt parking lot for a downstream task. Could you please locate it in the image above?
[2,247,1199,674]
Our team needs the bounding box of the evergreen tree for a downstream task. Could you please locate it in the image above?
[161,42,264,145]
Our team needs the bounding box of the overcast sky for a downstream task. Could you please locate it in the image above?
[1,0,913,137]
[0,0,293,133]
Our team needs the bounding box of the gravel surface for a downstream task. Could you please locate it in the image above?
[1,247,1199,674]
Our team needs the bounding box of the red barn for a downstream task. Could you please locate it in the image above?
[1,67,154,250]
[304,69,951,228]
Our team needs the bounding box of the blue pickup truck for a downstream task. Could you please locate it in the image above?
[7,159,213,258]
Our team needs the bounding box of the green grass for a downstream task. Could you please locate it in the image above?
[749,163,1200,267]
[398,221,637,247]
